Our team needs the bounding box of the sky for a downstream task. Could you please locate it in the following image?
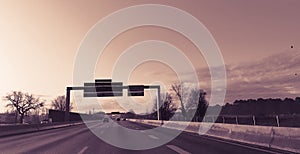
[0,0,299,113]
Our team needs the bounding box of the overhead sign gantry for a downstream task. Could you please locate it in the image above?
[65,79,161,121]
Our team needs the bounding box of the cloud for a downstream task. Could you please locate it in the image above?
[89,50,300,111]
[217,50,300,104]
[170,50,300,105]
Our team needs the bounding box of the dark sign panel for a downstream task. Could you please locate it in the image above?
[111,112,120,114]
[95,79,112,83]
[84,82,122,87]
[84,92,123,97]
[128,85,144,96]
[84,86,123,92]
[84,83,123,93]
[84,82,96,87]
[83,82,123,97]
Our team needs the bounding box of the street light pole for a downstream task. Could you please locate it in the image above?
[157,86,161,121]
[65,86,84,122]
[65,87,71,122]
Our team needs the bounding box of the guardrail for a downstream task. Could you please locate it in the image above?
[128,119,300,153]
[200,114,300,127]
[0,121,83,137]
[170,114,300,127]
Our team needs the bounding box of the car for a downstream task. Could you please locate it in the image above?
[103,118,109,122]
[122,118,126,121]
[40,119,49,124]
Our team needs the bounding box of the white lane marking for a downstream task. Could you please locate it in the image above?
[140,130,145,133]
[88,123,100,129]
[166,145,191,154]
[148,135,159,140]
[199,135,279,154]
[77,146,88,154]
[138,120,279,154]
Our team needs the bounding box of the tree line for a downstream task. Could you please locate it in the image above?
[124,83,300,121]
[4,85,299,124]
[218,97,300,116]
[2,91,72,124]
[124,83,209,121]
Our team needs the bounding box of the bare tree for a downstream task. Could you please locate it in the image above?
[159,93,177,120]
[4,91,44,123]
[187,89,208,121]
[51,95,73,111]
[171,83,187,120]
[152,93,177,120]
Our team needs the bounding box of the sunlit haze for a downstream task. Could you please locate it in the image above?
[0,0,299,114]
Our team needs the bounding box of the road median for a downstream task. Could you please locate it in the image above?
[0,121,83,137]
[128,119,300,153]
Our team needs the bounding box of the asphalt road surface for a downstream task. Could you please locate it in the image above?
[0,120,290,154]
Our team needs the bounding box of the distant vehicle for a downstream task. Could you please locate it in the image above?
[103,118,109,122]
[116,118,120,121]
[40,119,49,124]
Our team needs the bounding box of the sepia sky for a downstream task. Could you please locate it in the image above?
[0,0,299,113]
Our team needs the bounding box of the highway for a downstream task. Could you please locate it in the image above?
[0,120,288,154]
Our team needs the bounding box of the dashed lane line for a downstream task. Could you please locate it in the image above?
[148,135,159,140]
[166,145,191,154]
[77,146,88,154]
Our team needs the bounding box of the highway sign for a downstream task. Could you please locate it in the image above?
[111,112,120,114]
[83,92,123,97]
[128,85,144,96]
[95,79,112,83]
[83,82,123,97]
[65,79,161,121]
[84,82,123,92]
